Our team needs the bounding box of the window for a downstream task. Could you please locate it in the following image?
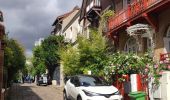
[79,76,108,86]
[164,26,170,52]
[166,26,170,37]
[70,77,75,84]
[147,38,151,50]
[124,37,138,53]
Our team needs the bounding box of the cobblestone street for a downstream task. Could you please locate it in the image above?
[8,83,63,100]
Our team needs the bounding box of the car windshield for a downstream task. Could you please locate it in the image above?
[79,76,109,86]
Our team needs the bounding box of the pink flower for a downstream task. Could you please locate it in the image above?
[167,65,170,70]
[145,68,149,73]
[154,64,158,69]
[146,64,149,68]
[159,71,163,75]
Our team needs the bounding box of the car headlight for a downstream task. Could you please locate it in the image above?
[82,90,99,97]
[113,91,120,95]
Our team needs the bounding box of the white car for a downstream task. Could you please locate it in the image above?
[63,75,123,100]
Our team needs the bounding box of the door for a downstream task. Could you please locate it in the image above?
[69,77,79,99]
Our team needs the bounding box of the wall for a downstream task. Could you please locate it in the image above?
[62,10,79,41]
[154,8,170,61]
[118,30,129,51]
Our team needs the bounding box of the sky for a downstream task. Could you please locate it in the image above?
[0,0,82,57]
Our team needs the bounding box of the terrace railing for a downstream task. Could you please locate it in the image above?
[108,0,164,31]
[86,0,101,13]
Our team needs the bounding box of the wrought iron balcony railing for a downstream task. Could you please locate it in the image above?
[86,0,101,13]
[108,0,166,31]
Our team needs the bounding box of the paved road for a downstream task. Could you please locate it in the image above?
[8,83,63,100]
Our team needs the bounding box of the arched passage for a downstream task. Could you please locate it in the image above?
[124,37,139,53]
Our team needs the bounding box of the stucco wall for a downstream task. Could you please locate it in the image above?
[154,8,170,61]
[62,10,80,42]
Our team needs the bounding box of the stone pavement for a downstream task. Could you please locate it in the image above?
[8,83,63,100]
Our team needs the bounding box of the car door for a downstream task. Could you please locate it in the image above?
[69,76,80,100]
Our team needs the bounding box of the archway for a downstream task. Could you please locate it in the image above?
[124,37,139,53]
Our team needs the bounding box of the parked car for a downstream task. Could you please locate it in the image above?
[63,75,123,100]
[36,74,48,86]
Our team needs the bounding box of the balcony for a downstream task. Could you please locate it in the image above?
[86,0,101,13]
[108,0,169,32]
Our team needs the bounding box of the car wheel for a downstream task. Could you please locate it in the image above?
[77,96,82,100]
[63,91,68,100]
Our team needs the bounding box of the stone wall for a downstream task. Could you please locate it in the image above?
[154,8,170,61]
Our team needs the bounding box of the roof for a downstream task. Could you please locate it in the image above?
[52,6,80,26]
[62,10,80,33]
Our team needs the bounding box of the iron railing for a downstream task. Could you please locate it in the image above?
[86,0,101,13]
[108,0,164,31]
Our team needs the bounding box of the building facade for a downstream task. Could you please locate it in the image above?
[79,0,170,99]
[107,0,170,100]
[79,0,170,62]
[79,0,114,36]
[107,0,170,62]
[52,6,81,86]
[0,10,5,100]
[52,6,80,43]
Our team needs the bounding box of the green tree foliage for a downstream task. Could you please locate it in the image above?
[32,45,45,75]
[60,45,80,76]
[60,28,109,76]
[4,38,26,85]
[41,35,64,79]
[78,29,108,75]
[32,35,64,79]
[60,10,115,77]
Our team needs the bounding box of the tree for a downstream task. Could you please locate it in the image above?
[60,45,80,76]
[60,28,109,76]
[60,10,115,76]
[32,45,46,76]
[32,35,64,80]
[4,38,26,85]
[78,29,108,75]
[41,35,64,80]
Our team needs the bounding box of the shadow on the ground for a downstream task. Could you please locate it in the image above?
[8,83,43,100]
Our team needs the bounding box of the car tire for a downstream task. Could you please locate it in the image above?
[63,91,68,100]
[77,96,82,100]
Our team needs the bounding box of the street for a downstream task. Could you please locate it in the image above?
[8,83,63,100]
